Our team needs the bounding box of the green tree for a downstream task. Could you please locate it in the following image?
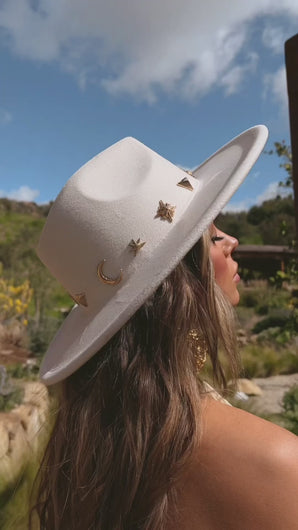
[247,196,295,246]
[267,141,293,189]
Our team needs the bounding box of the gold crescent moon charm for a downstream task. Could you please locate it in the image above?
[97,259,123,286]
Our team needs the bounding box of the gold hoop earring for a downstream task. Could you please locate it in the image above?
[187,329,207,373]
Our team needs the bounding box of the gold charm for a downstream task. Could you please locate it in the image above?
[177,176,194,191]
[70,293,88,307]
[129,238,146,256]
[97,260,123,286]
[156,200,176,223]
[187,329,207,373]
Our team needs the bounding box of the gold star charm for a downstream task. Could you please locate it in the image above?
[129,238,146,256]
[155,200,176,223]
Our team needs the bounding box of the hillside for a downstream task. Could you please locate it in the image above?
[0,197,52,217]
[217,194,295,246]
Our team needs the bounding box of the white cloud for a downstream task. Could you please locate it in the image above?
[262,24,287,55]
[224,180,292,212]
[223,199,254,213]
[263,66,288,111]
[256,181,292,204]
[0,108,12,125]
[219,52,258,95]
[0,185,40,201]
[0,0,298,102]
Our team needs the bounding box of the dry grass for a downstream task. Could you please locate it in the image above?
[0,382,53,530]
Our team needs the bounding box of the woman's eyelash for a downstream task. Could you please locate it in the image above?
[211,236,224,243]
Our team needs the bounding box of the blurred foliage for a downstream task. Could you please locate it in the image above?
[240,344,298,379]
[0,201,71,356]
[218,195,295,246]
[6,362,40,380]
[236,280,297,379]
[238,283,290,311]
[252,313,291,334]
[268,256,298,343]
[0,275,32,325]
[266,141,293,189]
[0,386,23,412]
[216,210,263,244]
[0,366,24,411]
[282,385,298,435]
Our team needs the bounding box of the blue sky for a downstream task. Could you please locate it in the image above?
[0,0,297,211]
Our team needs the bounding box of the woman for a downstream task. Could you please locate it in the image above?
[33,126,298,529]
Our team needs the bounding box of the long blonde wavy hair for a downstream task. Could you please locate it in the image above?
[32,229,240,530]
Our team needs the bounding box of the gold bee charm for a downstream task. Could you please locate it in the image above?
[155,200,176,223]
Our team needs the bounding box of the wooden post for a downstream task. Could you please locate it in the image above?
[285,34,298,242]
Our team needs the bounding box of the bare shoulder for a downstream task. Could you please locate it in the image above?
[186,398,298,529]
[202,394,298,440]
[201,396,298,461]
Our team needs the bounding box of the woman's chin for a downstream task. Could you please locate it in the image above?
[231,289,240,306]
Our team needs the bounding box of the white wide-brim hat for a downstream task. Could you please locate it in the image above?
[37,125,268,385]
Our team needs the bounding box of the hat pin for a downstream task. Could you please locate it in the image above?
[97,259,123,286]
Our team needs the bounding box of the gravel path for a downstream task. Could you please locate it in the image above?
[245,373,298,415]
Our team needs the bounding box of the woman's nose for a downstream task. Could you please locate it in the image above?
[223,234,239,255]
[230,236,239,251]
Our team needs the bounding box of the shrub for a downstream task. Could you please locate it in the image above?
[6,362,39,380]
[256,304,269,316]
[28,315,64,356]
[240,344,298,378]
[282,385,298,435]
[0,389,23,412]
[240,344,281,378]
[239,290,260,308]
[279,352,298,375]
[252,313,291,334]
[238,284,291,314]
[0,277,33,324]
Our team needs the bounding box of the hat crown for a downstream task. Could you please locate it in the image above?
[37,137,196,310]
[73,137,150,202]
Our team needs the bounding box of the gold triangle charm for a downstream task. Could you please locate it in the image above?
[70,292,88,307]
[177,176,194,191]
